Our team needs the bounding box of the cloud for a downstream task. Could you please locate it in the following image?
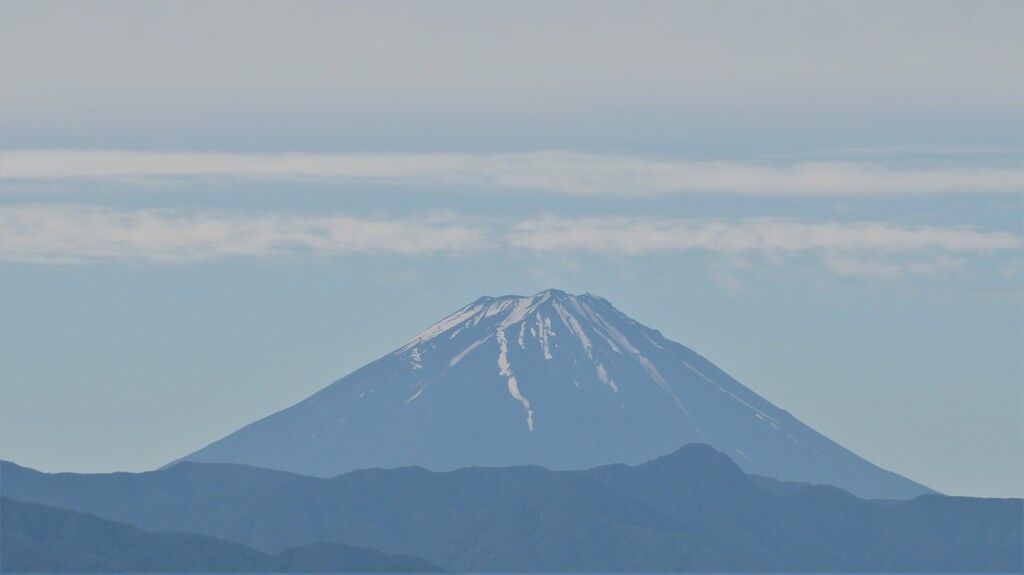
[507,217,1023,256]
[2,207,1019,274]
[4,150,1022,196]
[0,205,489,264]
[507,216,1019,278]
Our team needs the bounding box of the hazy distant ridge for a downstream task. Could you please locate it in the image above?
[3,444,1019,572]
[0,497,444,572]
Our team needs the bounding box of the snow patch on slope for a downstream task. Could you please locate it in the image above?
[552,302,593,359]
[450,336,491,367]
[734,448,755,463]
[642,332,664,350]
[595,363,619,393]
[683,360,782,430]
[498,293,545,329]
[405,387,426,404]
[497,329,533,431]
[534,313,554,360]
[400,303,483,350]
[573,298,693,418]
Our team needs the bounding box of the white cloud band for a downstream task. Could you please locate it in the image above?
[0,205,489,264]
[508,217,1023,255]
[1,207,1018,276]
[4,150,1022,196]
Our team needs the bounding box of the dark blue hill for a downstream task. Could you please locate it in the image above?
[0,497,444,572]
[2,444,1018,572]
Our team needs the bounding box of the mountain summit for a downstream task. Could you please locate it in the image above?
[177,289,931,499]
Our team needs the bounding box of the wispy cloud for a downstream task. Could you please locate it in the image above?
[4,150,1022,196]
[839,146,1024,157]
[0,205,489,264]
[507,217,1023,255]
[1,206,1019,277]
[508,216,1021,278]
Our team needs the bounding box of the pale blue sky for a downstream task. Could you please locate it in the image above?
[1,0,1021,497]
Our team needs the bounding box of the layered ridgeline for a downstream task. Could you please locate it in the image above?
[1,497,444,573]
[3,448,1019,572]
[177,289,929,499]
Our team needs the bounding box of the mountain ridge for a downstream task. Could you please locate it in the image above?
[3,444,1018,572]
[0,496,445,572]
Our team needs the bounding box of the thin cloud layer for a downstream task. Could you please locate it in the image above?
[509,216,1023,278]
[1,207,1018,277]
[508,217,1023,254]
[0,205,489,264]
[4,150,1022,196]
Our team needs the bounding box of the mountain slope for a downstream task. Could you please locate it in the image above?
[3,448,1018,572]
[176,289,930,499]
[0,497,445,573]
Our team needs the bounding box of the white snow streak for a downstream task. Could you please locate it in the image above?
[535,313,554,360]
[594,363,619,393]
[450,336,491,367]
[484,299,516,318]
[733,448,755,463]
[496,330,534,431]
[552,302,593,359]
[400,303,482,350]
[498,295,542,329]
[572,300,691,415]
[683,361,782,429]
[642,332,664,350]
[576,300,637,355]
[497,330,513,376]
[404,387,426,404]
[637,355,670,390]
[787,432,820,454]
[755,412,780,430]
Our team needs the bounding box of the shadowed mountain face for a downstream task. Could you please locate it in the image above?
[176,289,930,499]
[0,497,445,573]
[3,447,1019,572]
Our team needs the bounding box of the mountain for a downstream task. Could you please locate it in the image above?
[0,497,445,572]
[3,447,1019,572]
[175,289,929,499]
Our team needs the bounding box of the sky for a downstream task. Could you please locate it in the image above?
[0,0,1021,498]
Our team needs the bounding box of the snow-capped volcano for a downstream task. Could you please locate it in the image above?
[177,289,932,499]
